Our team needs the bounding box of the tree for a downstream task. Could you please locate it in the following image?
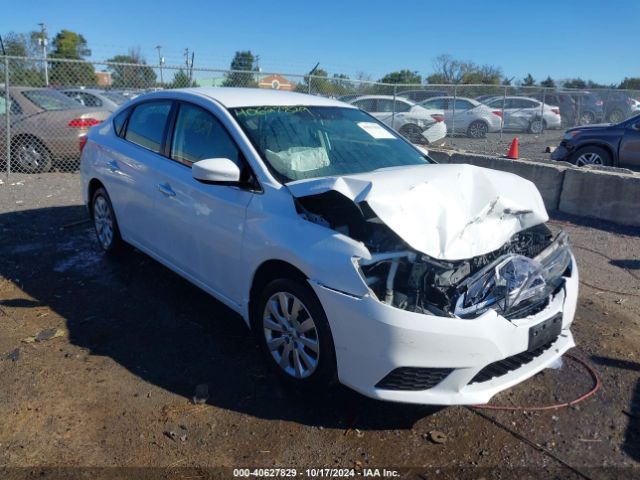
[619,77,640,90]
[522,74,536,86]
[168,69,197,88]
[540,76,556,88]
[563,78,587,89]
[1,31,44,86]
[379,69,422,85]
[429,55,502,85]
[107,49,157,89]
[49,29,95,86]
[426,73,448,84]
[223,50,257,87]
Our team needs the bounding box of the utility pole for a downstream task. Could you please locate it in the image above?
[37,23,48,86]
[155,45,164,87]
[254,54,260,84]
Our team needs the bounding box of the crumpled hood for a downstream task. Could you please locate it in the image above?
[287,163,548,260]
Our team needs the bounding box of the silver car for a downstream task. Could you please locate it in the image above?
[60,88,130,112]
[484,96,562,134]
[420,96,502,138]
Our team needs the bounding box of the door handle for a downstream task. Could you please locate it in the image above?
[156,183,176,198]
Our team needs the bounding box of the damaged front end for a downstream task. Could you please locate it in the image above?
[291,165,572,321]
[357,227,571,320]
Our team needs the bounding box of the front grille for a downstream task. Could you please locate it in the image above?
[375,367,453,391]
[469,337,558,385]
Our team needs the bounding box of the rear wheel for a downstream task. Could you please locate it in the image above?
[252,277,337,390]
[608,109,625,123]
[467,120,488,138]
[578,111,596,125]
[571,146,612,167]
[91,187,124,253]
[12,137,52,173]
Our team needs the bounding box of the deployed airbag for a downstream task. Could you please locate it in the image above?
[265,146,330,175]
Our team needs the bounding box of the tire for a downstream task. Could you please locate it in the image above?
[578,111,596,125]
[12,137,52,173]
[467,120,488,138]
[570,146,612,167]
[399,123,427,144]
[528,118,544,134]
[608,109,624,123]
[252,277,337,390]
[91,187,124,253]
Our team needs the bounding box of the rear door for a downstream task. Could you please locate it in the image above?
[619,118,640,168]
[152,101,254,305]
[105,100,174,250]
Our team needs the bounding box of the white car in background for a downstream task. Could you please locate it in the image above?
[348,95,447,144]
[81,87,578,405]
[420,96,502,138]
[484,96,562,133]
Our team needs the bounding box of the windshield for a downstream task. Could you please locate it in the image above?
[23,89,81,111]
[102,91,128,105]
[231,106,430,182]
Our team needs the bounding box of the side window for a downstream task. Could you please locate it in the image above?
[515,99,538,109]
[394,100,411,113]
[424,98,446,110]
[453,99,473,110]
[488,98,506,109]
[353,98,376,112]
[171,103,241,166]
[125,101,172,153]
[81,93,102,107]
[113,107,130,137]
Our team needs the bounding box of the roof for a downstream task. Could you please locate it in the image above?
[175,87,353,108]
[348,95,415,104]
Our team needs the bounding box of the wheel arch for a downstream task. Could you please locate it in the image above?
[573,142,617,166]
[87,178,106,215]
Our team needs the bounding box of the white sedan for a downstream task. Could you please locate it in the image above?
[420,96,503,138]
[348,95,447,144]
[81,88,578,405]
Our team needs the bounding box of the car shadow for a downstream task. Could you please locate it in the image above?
[609,259,640,271]
[0,205,441,430]
[590,356,640,461]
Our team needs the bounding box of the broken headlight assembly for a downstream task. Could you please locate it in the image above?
[357,228,572,320]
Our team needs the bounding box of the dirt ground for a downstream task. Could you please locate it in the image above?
[0,173,639,479]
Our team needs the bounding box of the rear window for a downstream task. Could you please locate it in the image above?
[22,89,80,111]
[124,101,172,153]
[102,91,128,105]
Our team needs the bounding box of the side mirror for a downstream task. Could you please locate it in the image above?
[192,158,241,184]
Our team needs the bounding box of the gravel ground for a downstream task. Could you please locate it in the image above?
[0,174,639,479]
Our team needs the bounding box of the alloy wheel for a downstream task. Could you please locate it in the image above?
[263,292,320,379]
[575,152,603,167]
[93,195,114,249]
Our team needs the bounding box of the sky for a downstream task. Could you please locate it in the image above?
[2,0,638,85]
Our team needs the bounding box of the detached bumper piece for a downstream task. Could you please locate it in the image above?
[375,367,453,391]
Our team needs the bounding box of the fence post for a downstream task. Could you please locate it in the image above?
[541,87,546,133]
[4,55,10,178]
[308,75,312,95]
[500,86,506,141]
[391,84,397,129]
[451,84,457,139]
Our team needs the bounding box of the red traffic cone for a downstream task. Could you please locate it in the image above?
[506,137,519,159]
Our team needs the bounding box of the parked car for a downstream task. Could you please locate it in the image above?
[337,94,362,103]
[551,113,640,168]
[81,87,578,405]
[348,95,446,143]
[483,96,561,133]
[0,86,111,173]
[61,88,130,112]
[476,94,501,103]
[419,96,502,138]
[598,91,638,123]
[397,90,448,103]
[530,91,605,126]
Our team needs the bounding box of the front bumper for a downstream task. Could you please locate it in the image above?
[550,143,572,161]
[311,255,579,405]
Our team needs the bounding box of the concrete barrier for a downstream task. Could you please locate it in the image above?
[426,148,640,227]
[559,168,640,227]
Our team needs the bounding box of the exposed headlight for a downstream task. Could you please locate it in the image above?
[455,232,571,319]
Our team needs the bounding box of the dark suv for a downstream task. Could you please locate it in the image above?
[551,114,640,169]
[598,91,639,123]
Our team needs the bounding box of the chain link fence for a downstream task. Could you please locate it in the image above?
[2,55,639,175]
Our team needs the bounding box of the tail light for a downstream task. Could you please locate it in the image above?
[492,110,503,118]
[68,118,102,128]
[431,114,444,122]
[552,108,560,115]
[79,135,88,153]
[595,100,603,106]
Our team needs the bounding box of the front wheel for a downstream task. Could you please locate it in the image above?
[578,111,596,125]
[91,187,124,253]
[528,118,544,134]
[608,109,624,123]
[12,138,52,173]
[571,146,612,167]
[253,278,337,390]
